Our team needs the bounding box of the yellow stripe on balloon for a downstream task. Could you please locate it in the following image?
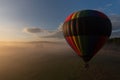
[71,12,77,20]
[72,36,81,56]
[76,11,80,18]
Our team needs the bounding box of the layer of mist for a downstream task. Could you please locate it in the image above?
[0,39,120,80]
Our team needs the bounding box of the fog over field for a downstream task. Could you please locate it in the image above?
[0,41,120,80]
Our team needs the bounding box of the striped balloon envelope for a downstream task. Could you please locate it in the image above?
[62,10,112,63]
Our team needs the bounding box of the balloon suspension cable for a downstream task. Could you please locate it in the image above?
[84,62,89,69]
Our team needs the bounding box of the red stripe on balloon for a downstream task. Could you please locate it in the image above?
[65,36,81,55]
[65,13,74,22]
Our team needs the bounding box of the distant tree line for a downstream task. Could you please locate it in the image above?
[107,37,120,45]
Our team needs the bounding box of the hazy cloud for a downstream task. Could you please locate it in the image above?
[57,23,63,31]
[110,15,120,30]
[41,30,63,39]
[23,27,45,33]
[23,23,63,39]
[109,15,120,38]
[97,3,113,13]
[106,3,112,7]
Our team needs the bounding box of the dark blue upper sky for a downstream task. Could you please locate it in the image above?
[1,0,120,29]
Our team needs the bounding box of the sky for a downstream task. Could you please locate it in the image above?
[0,0,120,41]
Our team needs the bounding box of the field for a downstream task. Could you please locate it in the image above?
[0,41,120,80]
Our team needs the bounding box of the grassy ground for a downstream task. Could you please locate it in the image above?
[0,42,120,80]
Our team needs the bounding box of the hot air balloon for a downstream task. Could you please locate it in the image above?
[62,10,112,67]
